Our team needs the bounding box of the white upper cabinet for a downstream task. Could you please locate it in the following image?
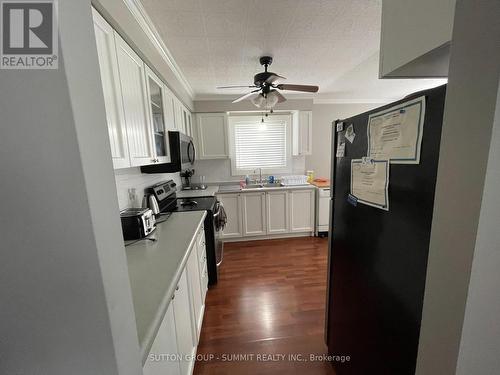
[114,32,154,167]
[92,9,130,169]
[195,113,229,159]
[144,66,171,164]
[292,110,313,156]
[162,85,176,132]
[173,97,184,133]
[289,189,315,232]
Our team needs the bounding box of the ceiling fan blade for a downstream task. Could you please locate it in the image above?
[273,90,287,103]
[276,84,319,93]
[265,74,286,84]
[217,85,257,89]
[232,90,260,103]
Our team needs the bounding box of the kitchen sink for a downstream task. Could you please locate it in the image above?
[242,182,283,189]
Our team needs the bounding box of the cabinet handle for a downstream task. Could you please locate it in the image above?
[176,285,179,291]
[171,294,175,300]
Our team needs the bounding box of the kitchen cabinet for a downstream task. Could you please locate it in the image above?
[143,302,181,375]
[144,66,171,164]
[92,9,130,169]
[186,241,203,342]
[195,113,229,159]
[218,193,243,238]
[266,190,289,234]
[292,110,313,156]
[114,32,154,167]
[289,189,315,232]
[242,192,267,236]
[172,267,196,375]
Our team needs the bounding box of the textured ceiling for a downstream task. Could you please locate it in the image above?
[140,0,445,101]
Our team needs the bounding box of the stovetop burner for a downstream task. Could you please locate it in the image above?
[180,200,198,207]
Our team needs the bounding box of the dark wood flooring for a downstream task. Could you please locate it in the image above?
[194,237,335,375]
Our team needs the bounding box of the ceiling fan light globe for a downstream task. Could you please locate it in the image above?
[251,94,265,108]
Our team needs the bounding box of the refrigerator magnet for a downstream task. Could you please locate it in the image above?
[347,194,358,206]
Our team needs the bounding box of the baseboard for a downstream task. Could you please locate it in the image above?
[222,232,314,243]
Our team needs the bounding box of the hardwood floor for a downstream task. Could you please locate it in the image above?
[194,237,335,375]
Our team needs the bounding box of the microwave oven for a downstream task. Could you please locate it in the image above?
[141,131,195,173]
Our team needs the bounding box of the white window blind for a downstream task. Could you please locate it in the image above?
[232,117,288,172]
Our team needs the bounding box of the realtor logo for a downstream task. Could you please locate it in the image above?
[1,0,58,69]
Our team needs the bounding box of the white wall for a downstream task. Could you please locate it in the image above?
[455,78,500,375]
[0,0,142,374]
[416,0,500,374]
[305,103,382,179]
[380,0,456,77]
[193,157,306,184]
[114,168,181,209]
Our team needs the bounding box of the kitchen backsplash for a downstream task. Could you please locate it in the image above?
[114,167,181,210]
[192,156,306,184]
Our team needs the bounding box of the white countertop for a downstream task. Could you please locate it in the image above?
[124,211,206,364]
[176,185,219,198]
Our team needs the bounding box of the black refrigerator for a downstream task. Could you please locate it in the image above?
[325,85,447,374]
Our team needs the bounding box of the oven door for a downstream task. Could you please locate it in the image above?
[179,134,196,169]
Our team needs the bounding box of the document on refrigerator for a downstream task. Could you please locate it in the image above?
[350,159,389,211]
[367,96,426,164]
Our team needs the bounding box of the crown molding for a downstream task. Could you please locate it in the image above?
[123,0,194,98]
[313,98,396,104]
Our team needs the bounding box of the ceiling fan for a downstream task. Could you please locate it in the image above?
[216,56,319,112]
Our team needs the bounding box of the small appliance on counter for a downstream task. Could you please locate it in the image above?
[120,208,156,240]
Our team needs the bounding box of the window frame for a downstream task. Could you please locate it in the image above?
[228,113,293,176]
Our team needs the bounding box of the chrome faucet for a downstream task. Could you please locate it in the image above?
[254,168,263,185]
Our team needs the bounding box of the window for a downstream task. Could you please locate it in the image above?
[228,114,291,175]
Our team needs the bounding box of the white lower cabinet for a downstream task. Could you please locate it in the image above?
[218,188,314,240]
[172,268,195,375]
[218,193,243,238]
[289,189,315,232]
[144,225,207,375]
[266,190,289,234]
[241,192,267,236]
[186,242,203,342]
[143,302,181,375]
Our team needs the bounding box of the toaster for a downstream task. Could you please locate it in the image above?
[120,208,156,240]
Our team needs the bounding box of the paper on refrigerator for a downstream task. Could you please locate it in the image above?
[367,96,426,164]
[350,159,390,211]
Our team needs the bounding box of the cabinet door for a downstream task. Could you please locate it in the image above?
[299,111,313,155]
[186,244,203,342]
[172,268,196,375]
[266,191,289,234]
[145,66,171,164]
[196,113,228,159]
[114,32,154,166]
[218,193,243,238]
[143,302,181,375]
[173,98,184,133]
[92,9,130,169]
[162,85,176,131]
[289,189,315,232]
[242,192,267,236]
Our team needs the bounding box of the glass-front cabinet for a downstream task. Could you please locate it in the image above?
[145,66,171,164]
